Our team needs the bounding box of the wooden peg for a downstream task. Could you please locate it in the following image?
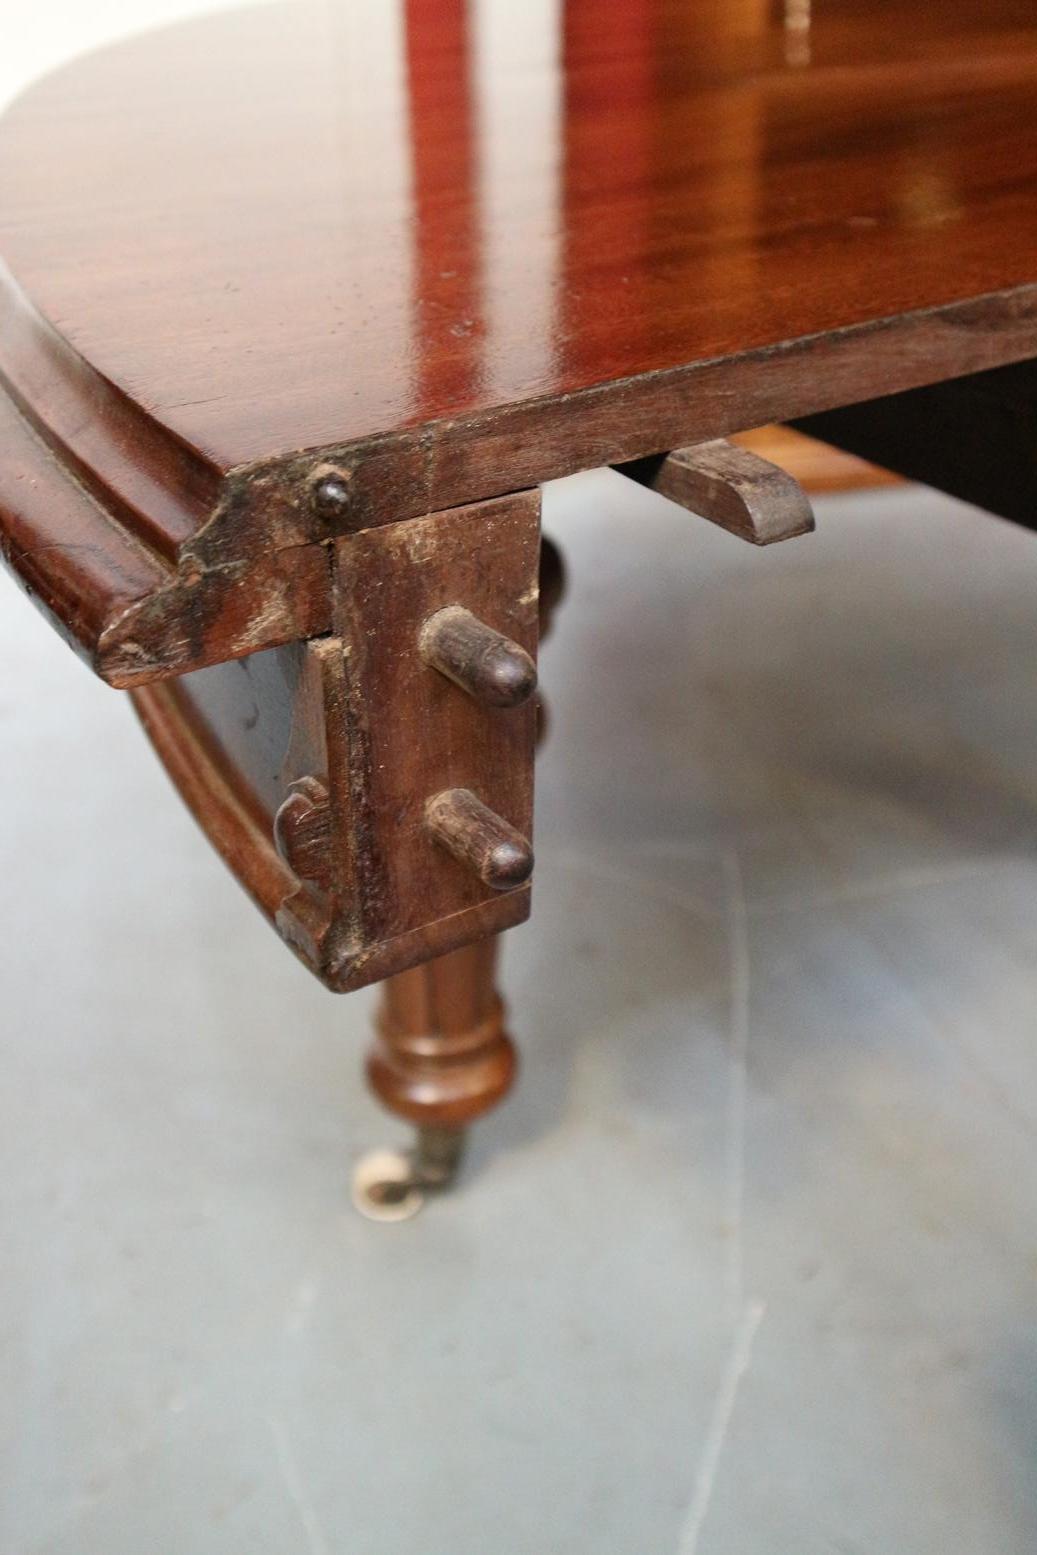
[426,788,533,891]
[614,438,815,545]
[419,605,537,708]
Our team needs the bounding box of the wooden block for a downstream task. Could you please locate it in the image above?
[329,489,541,989]
[614,438,815,545]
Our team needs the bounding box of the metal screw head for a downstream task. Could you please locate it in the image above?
[310,465,353,524]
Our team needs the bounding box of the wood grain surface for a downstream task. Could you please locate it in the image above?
[2,0,1037,675]
[4,0,1037,472]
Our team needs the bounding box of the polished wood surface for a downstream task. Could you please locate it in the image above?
[3,0,1037,679]
[3,0,1037,473]
[370,937,516,1128]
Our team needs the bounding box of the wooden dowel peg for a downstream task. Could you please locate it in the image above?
[614,437,815,545]
[419,606,537,708]
[426,788,533,891]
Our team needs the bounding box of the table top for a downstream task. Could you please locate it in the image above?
[2,0,1037,686]
[2,0,1037,479]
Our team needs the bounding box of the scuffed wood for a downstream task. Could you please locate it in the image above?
[97,538,331,688]
[0,373,332,687]
[329,490,540,988]
[131,494,542,994]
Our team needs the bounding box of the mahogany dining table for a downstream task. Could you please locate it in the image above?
[2,0,1037,1216]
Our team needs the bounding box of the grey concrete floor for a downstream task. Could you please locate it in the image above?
[3,471,1037,1553]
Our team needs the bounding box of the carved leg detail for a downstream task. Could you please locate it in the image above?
[353,937,515,1219]
[369,935,516,1131]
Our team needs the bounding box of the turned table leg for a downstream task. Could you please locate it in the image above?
[352,937,515,1220]
[352,536,565,1219]
[371,936,514,1132]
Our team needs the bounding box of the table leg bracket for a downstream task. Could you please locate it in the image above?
[271,489,542,991]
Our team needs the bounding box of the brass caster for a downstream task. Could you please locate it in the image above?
[350,1127,466,1222]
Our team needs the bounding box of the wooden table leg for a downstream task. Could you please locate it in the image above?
[369,935,515,1165]
[352,534,566,1218]
[353,933,516,1220]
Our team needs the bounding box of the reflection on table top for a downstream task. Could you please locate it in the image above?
[1,0,1036,468]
